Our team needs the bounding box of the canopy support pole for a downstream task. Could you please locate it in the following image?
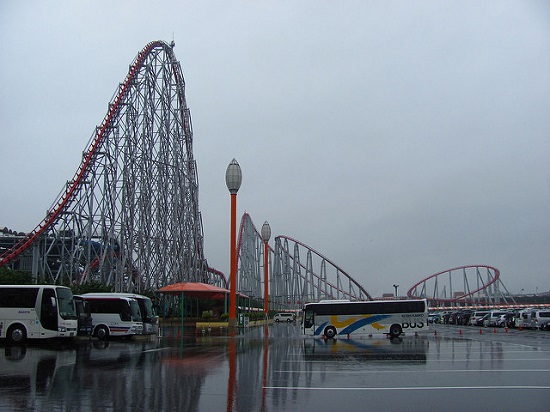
[181,290,189,337]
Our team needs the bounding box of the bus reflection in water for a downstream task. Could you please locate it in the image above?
[0,344,77,407]
[303,336,428,363]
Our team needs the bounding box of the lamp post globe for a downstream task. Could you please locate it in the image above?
[225,158,242,194]
[261,221,271,242]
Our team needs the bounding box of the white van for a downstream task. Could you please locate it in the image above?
[483,310,507,327]
[518,309,534,329]
[533,310,550,330]
[469,311,489,326]
[274,312,296,322]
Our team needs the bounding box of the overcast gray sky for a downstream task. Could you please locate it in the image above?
[1,1,549,297]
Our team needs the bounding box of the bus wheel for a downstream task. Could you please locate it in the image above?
[7,324,26,344]
[389,324,402,338]
[96,326,110,341]
[324,326,337,339]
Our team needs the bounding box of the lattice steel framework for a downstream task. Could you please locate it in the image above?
[236,213,266,300]
[271,236,372,309]
[0,41,224,291]
[236,214,372,310]
[407,265,516,307]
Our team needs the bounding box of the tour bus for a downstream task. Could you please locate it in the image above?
[302,299,428,339]
[81,293,143,340]
[82,292,158,335]
[118,293,158,335]
[0,285,78,343]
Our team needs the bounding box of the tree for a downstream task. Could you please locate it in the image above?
[0,267,33,284]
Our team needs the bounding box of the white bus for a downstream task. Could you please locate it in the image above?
[81,293,143,340]
[82,292,158,335]
[302,299,428,339]
[0,285,78,343]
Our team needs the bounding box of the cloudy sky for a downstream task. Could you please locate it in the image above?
[1,1,549,297]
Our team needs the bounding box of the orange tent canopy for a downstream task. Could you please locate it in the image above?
[157,282,231,299]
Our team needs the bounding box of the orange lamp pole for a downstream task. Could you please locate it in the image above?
[261,221,271,315]
[226,159,242,328]
[229,192,237,324]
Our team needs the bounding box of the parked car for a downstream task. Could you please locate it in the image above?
[495,313,515,328]
[539,320,550,331]
[483,311,507,327]
[448,312,459,325]
[469,311,489,326]
[456,311,472,325]
[428,314,441,324]
[475,313,490,327]
[517,309,534,329]
[441,312,452,324]
[274,312,296,322]
[533,310,550,330]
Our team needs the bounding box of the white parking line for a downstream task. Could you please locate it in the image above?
[290,358,550,364]
[263,385,550,391]
[273,369,550,373]
[141,347,171,353]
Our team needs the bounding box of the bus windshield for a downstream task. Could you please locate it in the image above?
[136,297,155,322]
[56,287,77,320]
[129,300,142,322]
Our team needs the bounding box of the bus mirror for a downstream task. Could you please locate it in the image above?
[51,297,57,307]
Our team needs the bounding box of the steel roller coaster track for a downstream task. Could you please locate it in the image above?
[408,265,516,306]
[0,41,221,290]
[236,213,372,309]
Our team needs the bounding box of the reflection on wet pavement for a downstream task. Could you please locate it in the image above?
[1,324,549,411]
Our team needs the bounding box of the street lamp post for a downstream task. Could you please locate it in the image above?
[226,159,242,328]
[261,221,271,316]
[393,284,399,298]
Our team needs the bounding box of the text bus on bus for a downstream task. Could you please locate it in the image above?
[0,285,78,343]
[81,293,143,340]
[302,299,428,339]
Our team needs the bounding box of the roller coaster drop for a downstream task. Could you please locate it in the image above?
[1,41,214,290]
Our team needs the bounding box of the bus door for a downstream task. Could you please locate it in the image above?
[40,288,58,331]
[303,310,314,332]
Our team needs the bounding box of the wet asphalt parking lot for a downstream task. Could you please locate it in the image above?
[1,323,549,411]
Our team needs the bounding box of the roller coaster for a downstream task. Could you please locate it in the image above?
[0,41,513,309]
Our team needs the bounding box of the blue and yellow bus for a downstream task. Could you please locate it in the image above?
[302,299,428,339]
